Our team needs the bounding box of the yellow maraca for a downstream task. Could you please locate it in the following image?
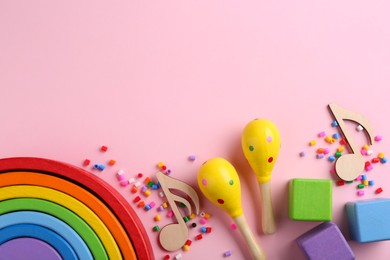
[242,119,280,235]
[198,158,266,260]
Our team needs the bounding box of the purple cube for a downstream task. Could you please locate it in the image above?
[296,222,355,260]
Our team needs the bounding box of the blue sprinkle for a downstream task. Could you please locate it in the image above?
[333,133,340,139]
[331,121,338,127]
[328,156,336,162]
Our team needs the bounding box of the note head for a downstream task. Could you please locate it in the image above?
[335,153,365,181]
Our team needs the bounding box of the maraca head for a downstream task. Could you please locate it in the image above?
[242,119,281,184]
[197,158,243,218]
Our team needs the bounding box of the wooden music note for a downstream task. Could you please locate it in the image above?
[156,171,200,251]
[328,103,374,181]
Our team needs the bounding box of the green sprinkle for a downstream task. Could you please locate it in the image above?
[357,184,365,189]
[153,225,160,231]
[335,152,342,158]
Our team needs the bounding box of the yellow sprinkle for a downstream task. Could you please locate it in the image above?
[154,215,161,221]
[204,213,211,219]
[363,144,370,150]
[378,152,385,159]
[362,180,369,186]
[157,162,165,168]
[309,140,317,146]
[325,136,336,144]
[162,202,169,208]
[189,213,196,219]
[337,146,345,152]
[182,245,190,251]
[144,190,151,197]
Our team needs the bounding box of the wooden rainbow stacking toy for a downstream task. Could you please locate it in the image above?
[0,157,154,260]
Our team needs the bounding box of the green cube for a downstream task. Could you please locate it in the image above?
[289,178,332,221]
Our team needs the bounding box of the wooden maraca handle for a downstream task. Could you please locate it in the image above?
[259,181,276,235]
[234,214,266,260]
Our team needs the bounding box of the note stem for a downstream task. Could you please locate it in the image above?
[234,214,266,260]
[259,181,276,235]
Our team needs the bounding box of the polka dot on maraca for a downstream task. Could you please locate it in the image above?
[267,136,272,142]
[268,157,273,163]
[249,145,254,151]
[217,199,225,204]
[202,179,207,185]
[229,180,234,185]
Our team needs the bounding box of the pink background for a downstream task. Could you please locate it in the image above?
[1,1,390,259]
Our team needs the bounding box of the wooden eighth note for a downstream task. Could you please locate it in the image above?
[328,103,374,181]
[156,171,200,251]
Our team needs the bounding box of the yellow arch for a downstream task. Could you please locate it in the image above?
[0,185,122,259]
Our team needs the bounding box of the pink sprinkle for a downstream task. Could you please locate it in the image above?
[200,217,207,225]
[318,131,326,137]
[167,210,174,217]
[361,149,368,156]
[120,180,129,187]
[117,174,125,181]
[357,190,365,196]
[323,148,330,155]
[375,135,382,142]
[149,201,156,208]
[365,165,373,171]
[355,175,363,181]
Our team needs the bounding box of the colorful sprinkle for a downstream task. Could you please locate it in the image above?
[318,131,326,137]
[375,187,383,194]
[202,179,207,185]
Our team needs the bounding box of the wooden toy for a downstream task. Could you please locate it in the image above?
[156,171,199,251]
[328,103,374,181]
[0,223,77,260]
[0,211,92,259]
[198,158,266,260]
[242,119,281,234]
[0,184,121,259]
[346,198,390,243]
[0,198,106,259]
[296,222,355,260]
[0,171,135,259]
[289,178,332,221]
[0,238,62,260]
[0,157,153,260]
